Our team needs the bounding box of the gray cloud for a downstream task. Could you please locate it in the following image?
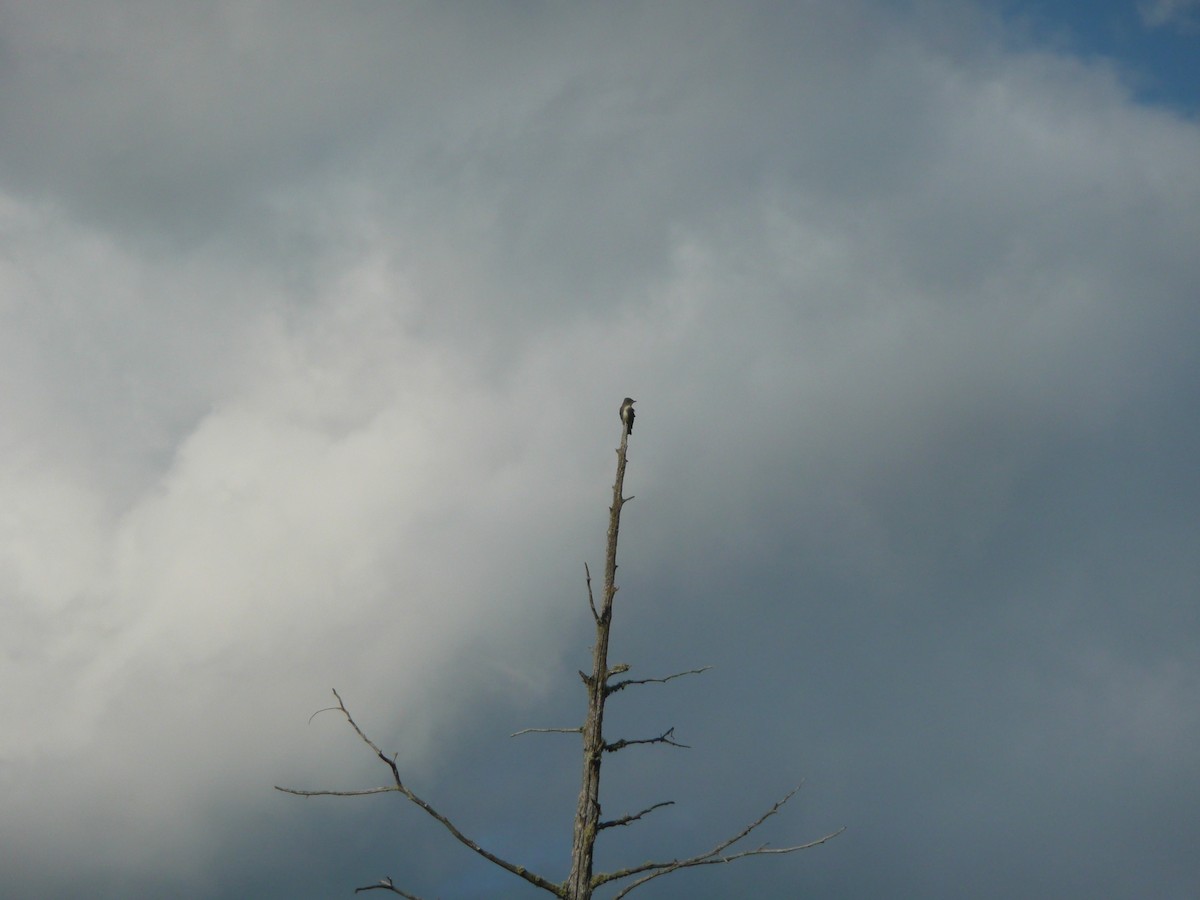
[1,1,1198,897]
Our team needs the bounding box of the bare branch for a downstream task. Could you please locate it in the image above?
[604,727,690,752]
[594,787,845,896]
[510,726,583,737]
[276,690,565,898]
[584,562,599,622]
[598,800,675,830]
[608,826,846,899]
[275,785,398,798]
[353,876,426,898]
[307,705,341,725]
[606,666,712,696]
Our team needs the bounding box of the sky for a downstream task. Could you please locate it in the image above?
[1,1,1198,897]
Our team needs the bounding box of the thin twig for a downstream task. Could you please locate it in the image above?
[604,727,689,752]
[609,826,846,899]
[584,562,599,622]
[510,726,583,737]
[307,705,341,725]
[353,876,426,898]
[606,666,712,695]
[593,786,845,897]
[599,800,675,830]
[275,785,397,797]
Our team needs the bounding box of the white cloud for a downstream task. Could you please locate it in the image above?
[1139,0,1200,30]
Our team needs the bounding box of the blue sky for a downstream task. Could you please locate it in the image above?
[1,2,1198,898]
[993,0,1200,111]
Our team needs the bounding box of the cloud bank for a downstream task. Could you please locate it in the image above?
[1,1,1197,896]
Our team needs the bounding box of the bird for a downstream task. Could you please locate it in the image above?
[619,397,636,434]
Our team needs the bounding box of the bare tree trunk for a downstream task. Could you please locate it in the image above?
[565,426,632,899]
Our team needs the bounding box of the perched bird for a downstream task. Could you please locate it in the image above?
[619,397,636,434]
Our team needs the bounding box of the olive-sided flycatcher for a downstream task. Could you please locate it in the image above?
[620,397,636,434]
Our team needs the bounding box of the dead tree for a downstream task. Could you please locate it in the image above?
[276,404,843,898]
